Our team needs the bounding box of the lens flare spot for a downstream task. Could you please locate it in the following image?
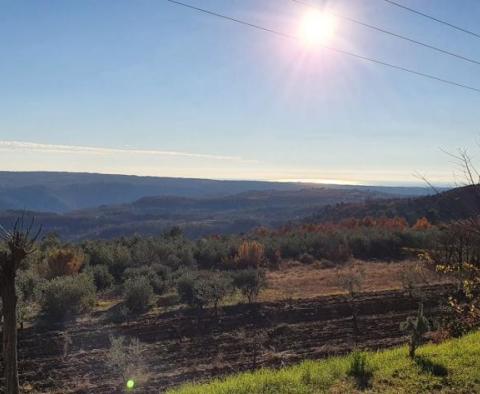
[126,379,135,390]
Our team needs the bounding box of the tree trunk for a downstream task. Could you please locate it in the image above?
[408,340,416,359]
[1,278,19,394]
[252,345,257,370]
[349,301,360,346]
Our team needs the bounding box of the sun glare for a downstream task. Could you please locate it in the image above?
[299,10,337,47]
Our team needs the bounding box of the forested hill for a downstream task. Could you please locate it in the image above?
[0,187,402,240]
[308,185,480,225]
[0,171,433,213]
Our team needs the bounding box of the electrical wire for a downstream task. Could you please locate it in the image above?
[381,0,480,39]
[165,0,480,94]
[292,0,480,67]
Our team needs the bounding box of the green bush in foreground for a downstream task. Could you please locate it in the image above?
[176,271,232,315]
[88,264,114,291]
[168,331,480,394]
[124,276,153,314]
[347,351,373,389]
[400,303,431,359]
[40,273,96,321]
[231,269,267,304]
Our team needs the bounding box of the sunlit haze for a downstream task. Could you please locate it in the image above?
[0,0,478,186]
[298,10,337,47]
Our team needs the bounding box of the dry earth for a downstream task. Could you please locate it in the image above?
[0,261,453,393]
[2,288,453,393]
[261,259,447,301]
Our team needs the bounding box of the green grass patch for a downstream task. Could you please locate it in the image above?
[168,331,480,393]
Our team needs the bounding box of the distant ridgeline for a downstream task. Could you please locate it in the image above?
[0,171,456,241]
[0,171,433,213]
[307,185,479,225]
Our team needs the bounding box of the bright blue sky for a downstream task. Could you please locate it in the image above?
[0,0,479,185]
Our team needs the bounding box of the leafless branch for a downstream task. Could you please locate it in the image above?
[413,171,440,194]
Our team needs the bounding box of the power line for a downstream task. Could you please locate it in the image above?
[292,0,480,67]
[381,0,480,39]
[167,0,296,40]
[165,0,480,94]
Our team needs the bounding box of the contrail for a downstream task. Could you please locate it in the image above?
[0,140,258,164]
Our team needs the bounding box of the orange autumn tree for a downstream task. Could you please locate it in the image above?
[235,240,265,269]
[387,216,409,231]
[46,247,85,278]
[413,217,432,230]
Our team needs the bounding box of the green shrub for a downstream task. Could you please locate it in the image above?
[16,269,40,302]
[123,264,169,295]
[40,273,96,321]
[178,247,196,267]
[176,271,232,313]
[149,275,167,295]
[203,272,233,316]
[165,254,182,270]
[194,238,233,269]
[108,304,130,324]
[124,276,153,314]
[88,264,114,291]
[176,272,199,308]
[263,243,281,267]
[232,269,267,304]
[400,303,431,358]
[347,351,373,389]
[84,243,132,282]
[299,253,315,265]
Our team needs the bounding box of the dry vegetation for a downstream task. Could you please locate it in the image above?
[261,260,447,301]
[0,211,476,393]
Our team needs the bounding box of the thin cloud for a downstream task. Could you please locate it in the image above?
[0,141,258,163]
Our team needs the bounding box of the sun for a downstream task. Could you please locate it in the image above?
[298,10,337,47]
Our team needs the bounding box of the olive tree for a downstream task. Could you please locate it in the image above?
[335,264,365,344]
[177,271,232,319]
[232,269,267,304]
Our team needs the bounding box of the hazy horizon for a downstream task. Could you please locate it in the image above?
[0,155,452,189]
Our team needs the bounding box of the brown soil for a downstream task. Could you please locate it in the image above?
[261,260,446,301]
[2,284,454,393]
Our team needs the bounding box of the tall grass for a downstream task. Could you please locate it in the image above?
[168,331,480,393]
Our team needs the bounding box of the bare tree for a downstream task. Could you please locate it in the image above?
[105,335,146,391]
[336,264,365,343]
[0,216,40,394]
[400,263,428,301]
[422,149,480,332]
[238,328,268,370]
